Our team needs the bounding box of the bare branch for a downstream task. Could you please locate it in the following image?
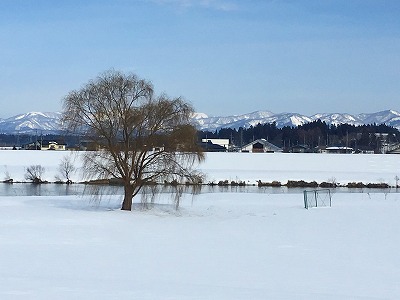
[25,165,45,184]
[62,70,203,211]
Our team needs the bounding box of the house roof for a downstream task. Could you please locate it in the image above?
[41,140,66,146]
[242,139,282,152]
[199,141,227,152]
[326,146,353,150]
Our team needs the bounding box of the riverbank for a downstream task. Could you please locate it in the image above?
[1,151,399,186]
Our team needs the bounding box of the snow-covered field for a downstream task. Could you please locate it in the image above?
[1,150,400,185]
[1,150,400,299]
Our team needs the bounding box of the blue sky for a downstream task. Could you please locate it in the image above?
[0,0,399,118]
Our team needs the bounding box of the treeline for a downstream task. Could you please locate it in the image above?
[1,121,399,152]
[0,133,79,148]
[198,120,400,151]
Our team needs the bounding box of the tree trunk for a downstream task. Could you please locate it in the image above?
[121,184,134,211]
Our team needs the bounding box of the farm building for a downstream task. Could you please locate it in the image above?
[201,139,229,149]
[291,144,310,153]
[22,140,66,151]
[199,140,227,152]
[326,146,353,154]
[241,139,282,153]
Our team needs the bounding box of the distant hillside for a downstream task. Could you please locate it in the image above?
[1,110,400,134]
[193,110,400,131]
[0,112,62,134]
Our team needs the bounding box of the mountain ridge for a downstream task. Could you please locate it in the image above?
[194,109,400,131]
[0,110,400,134]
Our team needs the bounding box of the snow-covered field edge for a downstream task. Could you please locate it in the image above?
[1,150,399,186]
[1,192,400,299]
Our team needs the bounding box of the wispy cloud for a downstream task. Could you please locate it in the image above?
[149,0,238,12]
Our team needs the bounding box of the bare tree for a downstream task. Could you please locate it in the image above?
[25,165,45,183]
[62,70,204,211]
[3,165,13,183]
[58,153,77,184]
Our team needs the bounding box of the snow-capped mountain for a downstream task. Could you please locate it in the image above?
[309,113,364,127]
[358,110,400,128]
[0,110,400,134]
[0,112,62,134]
[193,109,400,131]
[194,111,275,130]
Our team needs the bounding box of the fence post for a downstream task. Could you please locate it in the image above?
[328,189,332,207]
[314,190,317,207]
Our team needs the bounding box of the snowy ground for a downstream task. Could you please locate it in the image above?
[1,150,400,299]
[1,193,400,299]
[1,150,400,185]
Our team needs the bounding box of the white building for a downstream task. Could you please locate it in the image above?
[201,139,229,149]
[325,146,353,154]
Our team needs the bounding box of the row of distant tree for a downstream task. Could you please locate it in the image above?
[198,120,400,151]
[0,133,72,149]
[1,120,399,152]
